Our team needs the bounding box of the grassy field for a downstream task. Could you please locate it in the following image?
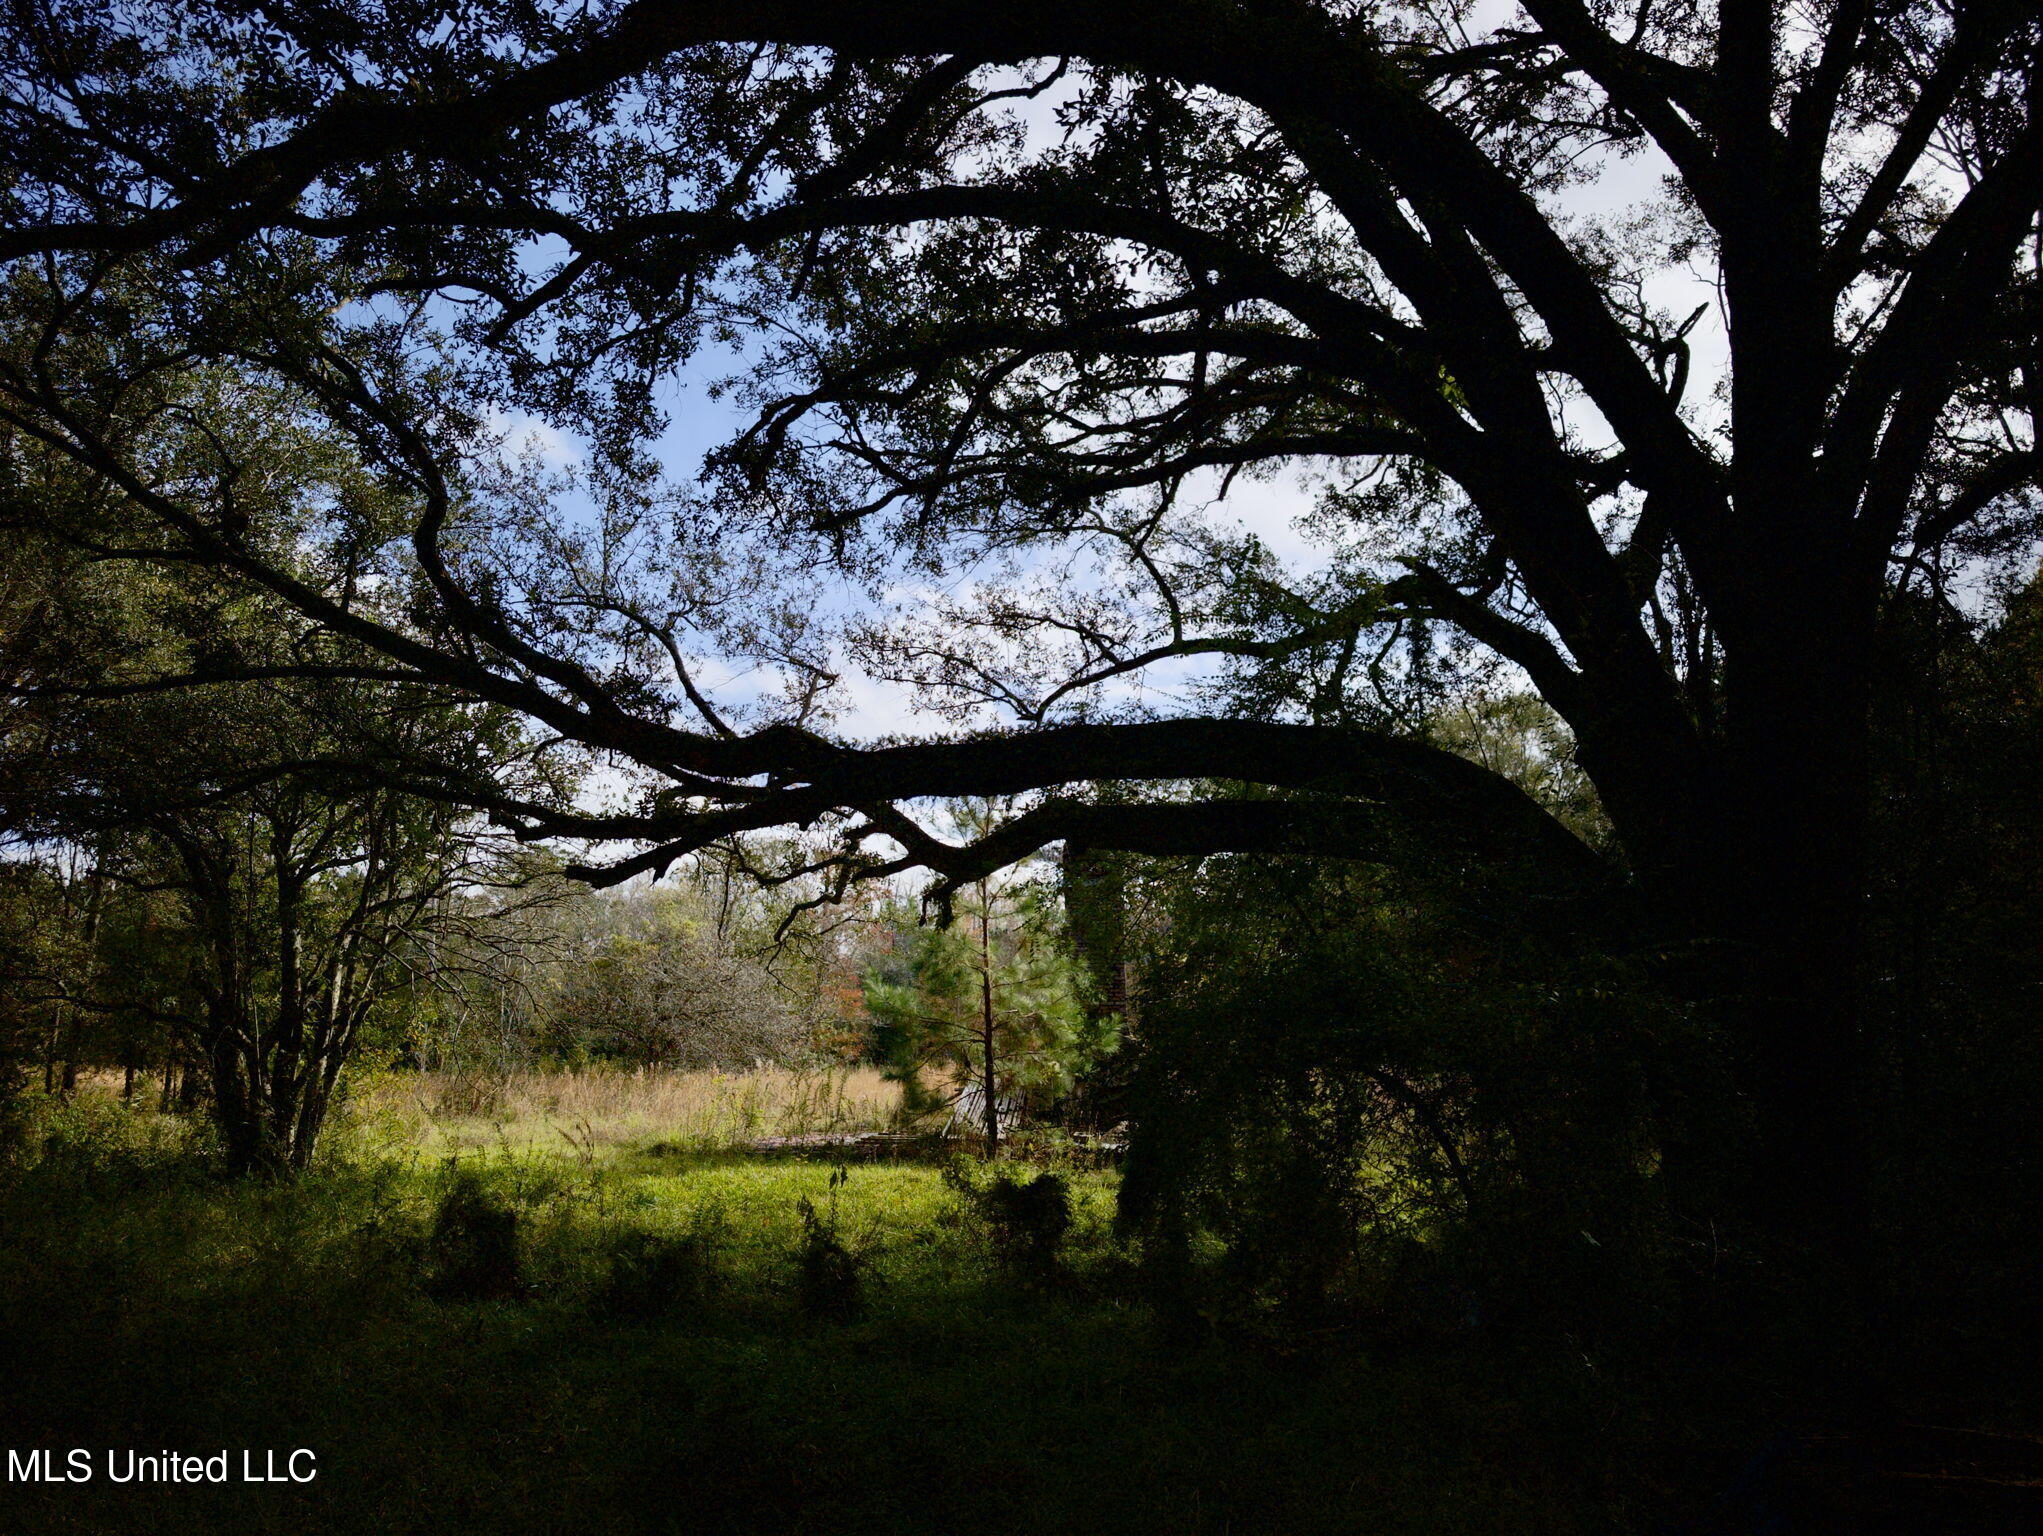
[350,1064,905,1154]
[0,1076,1652,1536]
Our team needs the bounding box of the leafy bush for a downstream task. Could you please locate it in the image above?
[544,893,814,1070]
[1115,854,1706,1345]
[594,1229,714,1321]
[944,1160,1072,1281]
[793,1170,868,1323]
[0,1087,216,1198]
[424,1174,524,1302]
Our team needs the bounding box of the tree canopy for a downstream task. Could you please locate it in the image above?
[2,0,2038,1246]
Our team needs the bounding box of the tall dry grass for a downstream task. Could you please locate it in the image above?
[348,1064,903,1154]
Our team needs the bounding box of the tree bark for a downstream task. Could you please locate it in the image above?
[267,860,307,1157]
[1712,594,1881,1330]
[1572,560,1888,1415]
[978,880,999,1157]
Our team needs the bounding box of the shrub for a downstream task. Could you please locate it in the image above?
[944,1161,1072,1281]
[793,1171,867,1323]
[1114,854,1699,1345]
[424,1174,523,1302]
[594,1228,716,1321]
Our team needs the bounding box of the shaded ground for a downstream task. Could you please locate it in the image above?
[0,1099,1638,1536]
[12,1090,2039,1534]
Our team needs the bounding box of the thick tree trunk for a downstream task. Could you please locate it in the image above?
[1713,575,1877,1236]
[176,1059,204,1113]
[1622,580,1890,1421]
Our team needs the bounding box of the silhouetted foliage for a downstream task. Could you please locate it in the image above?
[1116,852,1711,1347]
[793,1170,867,1323]
[945,1160,1073,1283]
[425,1175,524,1303]
[0,4,2038,1504]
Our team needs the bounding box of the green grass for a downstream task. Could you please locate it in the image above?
[0,1091,1642,1535]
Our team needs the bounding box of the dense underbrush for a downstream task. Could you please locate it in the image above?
[0,1087,1655,1536]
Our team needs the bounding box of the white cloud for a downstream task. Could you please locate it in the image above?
[833,664,943,741]
[1214,471,1326,571]
[484,406,581,469]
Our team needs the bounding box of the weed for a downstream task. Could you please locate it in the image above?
[356,1065,903,1158]
[794,1167,868,1322]
[431,1072,509,1120]
[1,1082,1662,1536]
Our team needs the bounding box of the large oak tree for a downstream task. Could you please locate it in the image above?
[2,2,2038,1268]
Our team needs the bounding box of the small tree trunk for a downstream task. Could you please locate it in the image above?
[978,881,999,1157]
[59,844,109,1099]
[266,863,307,1154]
[207,996,288,1178]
